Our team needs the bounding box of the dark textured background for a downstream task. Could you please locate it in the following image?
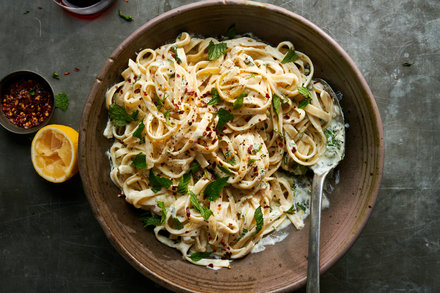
[1,0,439,292]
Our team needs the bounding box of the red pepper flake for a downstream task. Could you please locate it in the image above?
[1,78,53,129]
[73,67,80,72]
[291,147,297,153]
[64,72,70,76]
[247,145,253,154]
[134,88,140,94]
[186,208,191,219]
[265,93,270,99]
[283,115,290,120]
[208,264,214,268]
[37,6,42,9]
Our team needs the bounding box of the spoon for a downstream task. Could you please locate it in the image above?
[306,78,345,293]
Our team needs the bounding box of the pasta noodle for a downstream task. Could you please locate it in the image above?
[103,32,343,268]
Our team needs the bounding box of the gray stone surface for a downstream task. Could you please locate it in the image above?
[0,0,439,292]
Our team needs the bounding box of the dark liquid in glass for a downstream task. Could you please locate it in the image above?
[64,0,100,7]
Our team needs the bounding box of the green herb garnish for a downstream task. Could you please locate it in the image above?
[298,99,311,109]
[297,202,307,211]
[204,177,228,201]
[118,9,133,22]
[132,152,147,169]
[139,211,161,227]
[225,151,236,165]
[190,251,211,261]
[157,201,167,225]
[324,128,342,147]
[177,172,191,195]
[208,41,227,61]
[190,191,213,220]
[132,121,145,143]
[402,62,413,67]
[208,87,221,105]
[254,206,264,235]
[108,103,138,126]
[226,24,236,39]
[149,170,172,193]
[154,93,164,110]
[252,144,262,155]
[164,110,170,125]
[272,94,281,116]
[29,88,36,96]
[218,165,233,175]
[233,92,246,110]
[55,93,69,111]
[172,217,184,230]
[52,72,60,80]
[172,45,182,64]
[281,48,299,64]
[24,10,30,14]
[189,161,201,173]
[297,86,311,98]
[216,108,234,132]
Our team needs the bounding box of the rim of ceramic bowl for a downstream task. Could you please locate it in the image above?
[79,0,384,292]
[0,70,55,135]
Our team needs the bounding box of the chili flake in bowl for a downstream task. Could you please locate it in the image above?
[0,71,54,134]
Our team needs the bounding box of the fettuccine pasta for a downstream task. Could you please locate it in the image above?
[103,32,343,268]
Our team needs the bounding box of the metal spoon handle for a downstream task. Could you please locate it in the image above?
[306,171,328,293]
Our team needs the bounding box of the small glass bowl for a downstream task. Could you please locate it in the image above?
[53,0,115,15]
[0,71,55,135]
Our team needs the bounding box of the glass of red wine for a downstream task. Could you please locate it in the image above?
[53,0,114,15]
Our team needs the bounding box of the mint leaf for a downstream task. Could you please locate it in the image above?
[298,99,311,109]
[55,93,69,111]
[226,24,236,39]
[132,152,147,169]
[216,108,234,132]
[139,212,161,227]
[233,92,246,110]
[208,41,227,61]
[157,201,167,225]
[118,9,133,21]
[177,172,191,194]
[297,86,311,98]
[108,103,136,126]
[189,251,211,261]
[254,206,264,235]
[172,217,184,230]
[281,48,299,64]
[204,177,228,201]
[190,191,213,220]
[132,121,145,143]
[149,170,172,193]
[189,161,201,173]
[272,94,281,116]
[208,87,221,105]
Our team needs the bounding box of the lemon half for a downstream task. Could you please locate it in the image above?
[31,124,79,183]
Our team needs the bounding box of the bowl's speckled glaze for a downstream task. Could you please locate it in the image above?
[79,1,384,292]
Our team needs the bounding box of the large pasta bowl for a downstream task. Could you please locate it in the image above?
[79,0,384,292]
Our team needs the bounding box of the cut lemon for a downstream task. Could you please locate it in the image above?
[31,124,79,183]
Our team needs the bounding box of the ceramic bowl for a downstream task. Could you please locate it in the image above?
[0,70,54,135]
[79,1,384,292]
